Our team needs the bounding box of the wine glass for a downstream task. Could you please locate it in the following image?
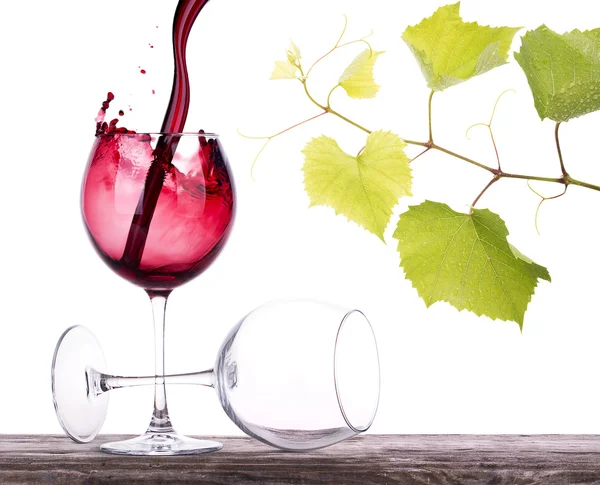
[72,131,235,455]
[52,300,381,452]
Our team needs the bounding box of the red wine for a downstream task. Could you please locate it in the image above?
[86,0,235,290]
[118,0,213,273]
[82,132,234,290]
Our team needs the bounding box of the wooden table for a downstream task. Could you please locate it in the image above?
[1,435,600,484]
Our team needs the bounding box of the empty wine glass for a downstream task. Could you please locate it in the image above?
[52,300,380,452]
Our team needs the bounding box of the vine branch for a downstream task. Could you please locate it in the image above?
[304,84,600,193]
[298,78,600,193]
[247,34,600,198]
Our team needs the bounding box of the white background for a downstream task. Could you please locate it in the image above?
[2,0,600,437]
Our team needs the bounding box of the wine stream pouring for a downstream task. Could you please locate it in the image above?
[120,0,212,269]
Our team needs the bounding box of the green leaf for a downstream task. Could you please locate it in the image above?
[514,25,600,122]
[270,60,301,80]
[393,201,550,328]
[402,3,520,91]
[272,40,304,80]
[303,131,412,240]
[339,49,385,99]
[287,39,302,65]
[508,244,551,282]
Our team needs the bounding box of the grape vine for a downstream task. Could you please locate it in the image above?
[241,2,600,329]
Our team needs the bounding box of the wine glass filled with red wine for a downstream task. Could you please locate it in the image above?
[59,131,235,455]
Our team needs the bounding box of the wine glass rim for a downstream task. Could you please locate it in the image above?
[96,132,220,137]
[333,309,381,434]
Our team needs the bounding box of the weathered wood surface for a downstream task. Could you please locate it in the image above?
[1,434,600,484]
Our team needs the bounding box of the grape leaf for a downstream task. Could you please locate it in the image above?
[514,26,600,122]
[271,60,301,80]
[339,49,385,99]
[402,3,520,91]
[393,201,550,327]
[271,41,304,80]
[303,131,412,240]
[508,244,551,282]
[287,40,302,65]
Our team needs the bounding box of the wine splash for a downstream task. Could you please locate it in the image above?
[95,92,135,136]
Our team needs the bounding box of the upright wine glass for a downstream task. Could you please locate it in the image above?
[77,131,235,455]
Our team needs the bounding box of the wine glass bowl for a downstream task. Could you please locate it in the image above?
[82,132,235,290]
[215,300,381,451]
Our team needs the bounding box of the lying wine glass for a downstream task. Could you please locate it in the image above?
[77,131,235,455]
[52,300,380,452]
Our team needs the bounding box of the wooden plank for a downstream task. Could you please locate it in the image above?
[1,435,600,484]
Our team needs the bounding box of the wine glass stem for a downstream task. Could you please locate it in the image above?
[147,290,174,435]
[88,370,215,396]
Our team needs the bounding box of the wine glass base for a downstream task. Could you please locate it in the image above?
[100,432,223,455]
[52,326,109,443]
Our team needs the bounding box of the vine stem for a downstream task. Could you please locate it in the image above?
[527,180,568,234]
[470,175,500,214]
[305,16,348,79]
[326,85,340,108]
[490,126,501,170]
[240,110,328,180]
[305,17,373,81]
[486,90,515,170]
[429,144,600,190]
[410,147,431,164]
[239,111,328,141]
[302,75,430,147]
[328,106,373,134]
[429,143,497,173]
[569,178,600,191]
[555,122,568,177]
[428,90,435,143]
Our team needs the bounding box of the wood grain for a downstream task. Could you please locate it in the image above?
[1,434,600,484]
